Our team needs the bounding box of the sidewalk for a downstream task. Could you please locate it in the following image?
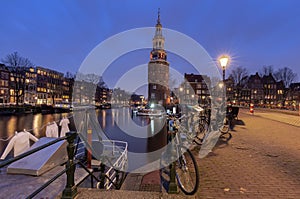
[252,110,300,127]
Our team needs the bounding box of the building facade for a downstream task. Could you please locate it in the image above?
[0,64,9,104]
[36,66,65,106]
[183,73,210,105]
[262,73,278,106]
[24,67,37,105]
[8,66,27,105]
[286,83,300,110]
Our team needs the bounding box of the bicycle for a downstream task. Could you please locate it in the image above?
[183,104,232,144]
[178,106,210,146]
[163,115,200,195]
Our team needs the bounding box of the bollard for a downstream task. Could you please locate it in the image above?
[61,132,78,199]
[250,103,254,114]
[87,129,92,169]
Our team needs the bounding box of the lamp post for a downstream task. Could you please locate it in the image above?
[219,55,229,103]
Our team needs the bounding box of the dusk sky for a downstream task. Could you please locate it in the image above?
[1,0,300,87]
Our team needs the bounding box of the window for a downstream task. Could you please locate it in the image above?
[153,85,156,89]
[151,93,155,99]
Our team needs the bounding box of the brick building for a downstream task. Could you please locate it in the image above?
[0,64,9,104]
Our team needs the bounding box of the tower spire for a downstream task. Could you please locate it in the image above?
[157,8,161,25]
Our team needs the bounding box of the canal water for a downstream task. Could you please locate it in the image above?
[0,108,167,171]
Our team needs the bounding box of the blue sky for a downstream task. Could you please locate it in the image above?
[1,0,300,87]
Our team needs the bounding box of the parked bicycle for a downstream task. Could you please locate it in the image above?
[179,104,233,149]
[163,114,200,195]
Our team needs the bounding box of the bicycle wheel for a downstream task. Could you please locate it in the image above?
[195,118,209,145]
[175,147,199,195]
[220,131,232,141]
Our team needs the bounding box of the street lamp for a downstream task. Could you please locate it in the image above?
[219,55,230,104]
[219,55,229,82]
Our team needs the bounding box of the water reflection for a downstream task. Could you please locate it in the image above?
[0,108,167,171]
[0,112,73,155]
[94,108,167,171]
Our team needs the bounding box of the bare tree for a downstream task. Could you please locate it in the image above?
[1,52,34,106]
[229,66,249,86]
[169,74,178,91]
[65,71,75,79]
[259,65,274,76]
[228,66,249,102]
[97,76,107,88]
[1,52,34,68]
[274,67,297,88]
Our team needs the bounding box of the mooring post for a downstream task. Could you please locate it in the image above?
[61,132,78,199]
[168,118,178,194]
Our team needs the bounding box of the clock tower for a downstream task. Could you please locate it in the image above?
[148,9,169,106]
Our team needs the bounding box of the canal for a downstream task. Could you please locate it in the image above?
[0,108,167,172]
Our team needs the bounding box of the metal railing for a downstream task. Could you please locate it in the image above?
[100,140,128,189]
[0,132,128,199]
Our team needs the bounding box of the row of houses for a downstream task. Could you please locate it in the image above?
[226,72,299,109]
[176,73,300,110]
[0,64,74,107]
[0,64,111,108]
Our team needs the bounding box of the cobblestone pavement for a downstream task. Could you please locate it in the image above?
[192,109,300,198]
[251,108,300,127]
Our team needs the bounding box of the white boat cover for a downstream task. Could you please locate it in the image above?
[7,137,67,176]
